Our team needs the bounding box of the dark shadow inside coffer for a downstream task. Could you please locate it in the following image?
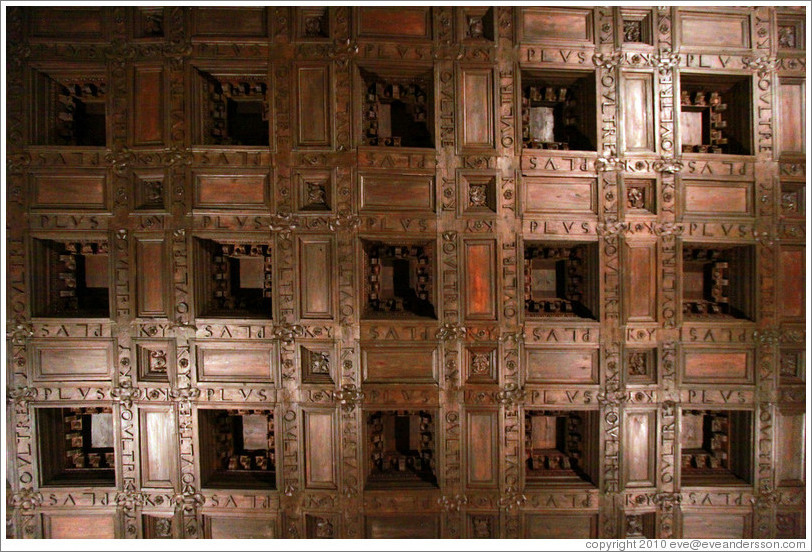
[680,410,753,486]
[198,410,276,489]
[366,411,438,489]
[524,410,599,488]
[32,239,110,318]
[37,407,116,487]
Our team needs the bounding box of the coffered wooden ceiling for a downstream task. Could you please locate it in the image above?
[4,5,807,540]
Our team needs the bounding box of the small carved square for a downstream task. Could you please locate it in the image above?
[466,346,497,383]
[470,515,495,538]
[625,178,655,213]
[299,7,329,39]
[779,25,797,49]
[781,184,805,217]
[301,345,333,384]
[779,350,804,383]
[623,20,642,43]
[626,514,644,536]
[134,172,166,210]
[625,513,655,538]
[137,341,174,384]
[776,512,804,538]
[143,515,173,539]
[135,8,163,38]
[460,7,494,41]
[627,351,648,376]
[306,514,336,538]
[296,169,332,212]
[460,173,497,214]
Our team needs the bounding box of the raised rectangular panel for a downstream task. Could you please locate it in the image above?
[194,173,269,209]
[683,349,753,384]
[361,345,437,384]
[779,80,805,155]
[365,515,440,538]
[42,513,115,539]
[776,411,805,486]
[357,7,431,39]
[682,512,750,538]
[296,64,331,147]
[33,340,113,381]
[460,68,495,149]
[136,238,166,317]
[680,12,750,48]
[622,73,654,152]
[298,236,334,319]
[192,8,267,37]
[525,348,598,384]
[32,172,107,210]
[780,247,805,320]
[466,410,498,488]
[304,410,337,489]
[623,411,656,487]
[623,242,657,322]
[30,8,104,38]
[139,408,175,488]
[133,66,164,145]
[464,240,497,321]
[524,514,598,538]
[359,172,435,213]
[204,515,276,538]
[522,176,597,215]
[520,8,593,43]
[195,342,274,382]
[684,181,753,217]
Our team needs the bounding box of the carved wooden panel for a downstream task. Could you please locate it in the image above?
[42,514,116,539]
[681,512,751,538]
[303,409,337,489]
[139,407,176,488]
[132,65,164,146]
[135,238,167,317]
[622,72,654,153]
[31,171,107,211]
[679,11,751,48]
[4,5,805,542]
[298,236,334,319]
[778,79,805,156]
[295,64,332,148]
[32,340,114,382]
[356,7,432,40]
[458,67,495,151]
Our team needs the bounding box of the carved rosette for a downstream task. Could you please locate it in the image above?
[332,384,364,412]
[435,323,467,342]
[10,489,43,511]
[438,494,468,512]
[496,383,525,408]
[111,380,142,409]
[273,323,305,344]
[498,486,527,511]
